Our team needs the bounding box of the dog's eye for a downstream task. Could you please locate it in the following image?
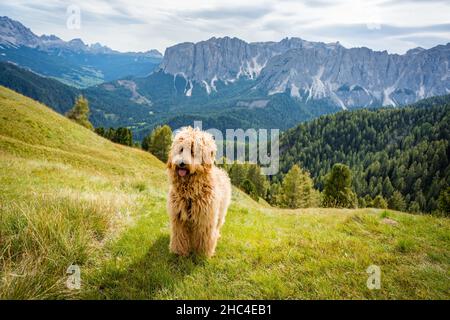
[180,148,183,153]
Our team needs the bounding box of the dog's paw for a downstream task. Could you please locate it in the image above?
[169,246,190,257]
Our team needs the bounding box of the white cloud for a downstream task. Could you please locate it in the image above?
[0,0,449,53]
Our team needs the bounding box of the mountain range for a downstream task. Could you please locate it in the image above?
[160,36,450,109]
[1,16,449,139]
[0,16,162,87]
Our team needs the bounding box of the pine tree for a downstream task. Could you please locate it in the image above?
[364,194,373,207]
[358,197,367,208]
[241,179,258,201]
[112,127,133,146]
[415,191,427,211]
[372,195,388,209]
[228,162,246,187]
[95,127,105,137]
[141,133,150,151]
[388,191,406,211]
[409,201,421,213]
[106,128,115,140]
[281,164,303,208]
[322,163,357,208]
[267,182,282,206]
[437,187,450,216]
[281,164,316,208]
[247,164,268,198]
[66,95,93,130]
[382,177,394,198]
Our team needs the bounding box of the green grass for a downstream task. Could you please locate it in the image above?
[0,86,449,299]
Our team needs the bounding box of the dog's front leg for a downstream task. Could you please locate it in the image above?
[168,195,191,256]
[192,203,220,257]
[169,213,191,256]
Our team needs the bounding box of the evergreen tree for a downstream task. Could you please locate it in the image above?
[225,162,270,201]
[372,195,388,209]
[409,201,421,213]
[96,127,133,146]
[143,125,172,162]
[247,164,269,198]
[322,163,357,208]
[141,133,151,152]
[106,127,115,140]
[364,194,373,207]
[382,177,394,198]
[241,179,259,201]
[415,191,427,211]
[112,127,133,146]
[281,164,316,208]
[358,197,366,208]
[95,127,105,137]
[388,191,406,211]
[228,162,246,187]
[66,95,93,130]
[267,182,282,206]
[437,187,450,216]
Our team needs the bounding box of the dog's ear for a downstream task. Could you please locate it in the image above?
[200,133,217,166]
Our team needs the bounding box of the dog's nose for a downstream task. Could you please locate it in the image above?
[179,162,185,168]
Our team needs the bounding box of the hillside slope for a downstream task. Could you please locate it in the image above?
[0,61,80,114]
[0,62,156,128]
[0,86,449,299]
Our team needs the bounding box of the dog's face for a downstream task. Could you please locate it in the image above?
[167,127,217,178]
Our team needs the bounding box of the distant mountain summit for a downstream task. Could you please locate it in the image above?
[160,37,319,93]
[0,16,40,47]
[0,16,163,87]
[160,36,450,109]
[0,16,163,57]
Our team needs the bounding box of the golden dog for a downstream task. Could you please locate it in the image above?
[167,127,231,257]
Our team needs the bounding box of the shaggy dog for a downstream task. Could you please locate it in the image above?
[167,127,231,257]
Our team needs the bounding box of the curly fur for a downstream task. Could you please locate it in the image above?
[167,127,232,257]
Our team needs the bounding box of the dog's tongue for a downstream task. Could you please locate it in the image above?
[178,169,187,177]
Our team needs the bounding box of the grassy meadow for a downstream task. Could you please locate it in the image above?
[0,86,449,299]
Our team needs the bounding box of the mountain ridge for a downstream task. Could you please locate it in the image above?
[0,61,79,114]
[159,36,450,109]
[0,16,163,87]
[0,16,163,57]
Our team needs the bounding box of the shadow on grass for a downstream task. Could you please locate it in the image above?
[85,235,205,299]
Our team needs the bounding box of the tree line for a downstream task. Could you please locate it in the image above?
[65,95,172,153]
[95,127,133,146]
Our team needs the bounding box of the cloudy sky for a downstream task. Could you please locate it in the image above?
[1,0,449,54]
